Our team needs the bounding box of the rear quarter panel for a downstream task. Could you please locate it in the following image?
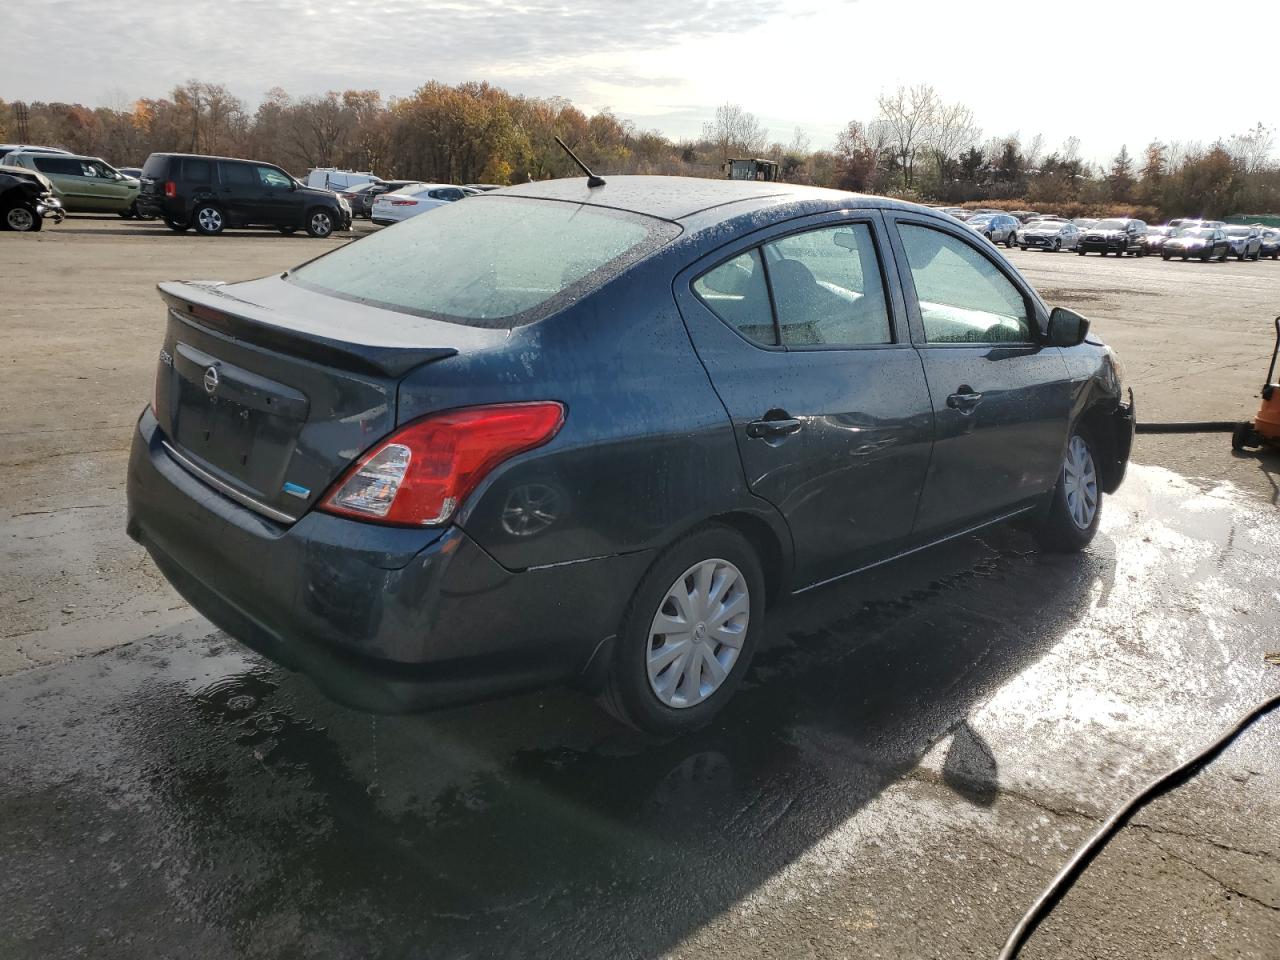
[396,252,782,573]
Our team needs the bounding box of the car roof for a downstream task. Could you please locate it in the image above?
[499,174,859,222]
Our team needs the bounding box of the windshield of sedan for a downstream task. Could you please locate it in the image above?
[1224,226,1251,236]
[966,215,994,225]
[1094,219,1127,230]
[289,196,681,327]
[1176,228,1214,238]
[1148,227,1172,236]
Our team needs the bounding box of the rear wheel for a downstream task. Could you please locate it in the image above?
[193,204,225,235]
[1232,423,1259,451]
[3,203,41,232]
[306,208,335,238]
[599,524,765,735]
[1032,429,1101,553]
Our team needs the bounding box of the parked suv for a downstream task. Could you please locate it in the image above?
[136,153,352,237]
[4,151,141,217]
[1077,218,1146,256]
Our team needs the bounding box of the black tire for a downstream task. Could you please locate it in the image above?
[116,208,134,220]
[1232,423,1258,451]
[1052,239,1061,252]
[1162,252,1171,261]
[1031,426,1102,553]
[192,203,225,235]
[1078,248,1086,256]
[305,208,335,238]
[598,524,766,735]
[1201,249,1212,262]
[3,203,41,232]
[1005,233,1016,249]
[131,200,156,221]
[278,226,298,235]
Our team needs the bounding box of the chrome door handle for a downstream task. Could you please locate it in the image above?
[946,389,983,413]
[746,417,802,439]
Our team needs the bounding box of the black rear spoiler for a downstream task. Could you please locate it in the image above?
[158,282,458,378]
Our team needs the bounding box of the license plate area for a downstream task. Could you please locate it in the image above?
[170,341,309,498]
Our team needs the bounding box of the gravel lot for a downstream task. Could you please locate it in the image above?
[1,216,1277,959]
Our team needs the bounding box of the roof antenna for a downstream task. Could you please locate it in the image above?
[554,136,606,188]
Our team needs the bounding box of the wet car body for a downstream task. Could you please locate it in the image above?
[1077,218,1147,256]
[1142,225,1174,255]
[1018,219,1079,252]
[126,176,1133,730]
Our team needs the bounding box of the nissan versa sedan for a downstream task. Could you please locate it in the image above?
[126,176,1134,735]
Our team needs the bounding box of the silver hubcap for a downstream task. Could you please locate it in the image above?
[198,207,222,231]
[1063,435,1098,530]
[311,213,331,235]
[646,558,749,709]
[8,207,34,230]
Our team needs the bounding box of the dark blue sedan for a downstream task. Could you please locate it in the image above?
[126,176,1133,734]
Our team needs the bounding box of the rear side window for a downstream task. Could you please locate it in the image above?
[898,224,1032,344]
[32,156,83,176]
[693,250,776,345]
[182,158,212,181]
[141,155,170,179]
[288,196,679,328]
[218,162,256,186]
[763,224,891,346]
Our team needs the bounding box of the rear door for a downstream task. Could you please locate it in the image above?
[675,211,934,589]
[216,160,260,223]
[30,155,87,207]
[885,214,1071,535]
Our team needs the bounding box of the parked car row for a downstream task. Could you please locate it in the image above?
[936,205,1280,263]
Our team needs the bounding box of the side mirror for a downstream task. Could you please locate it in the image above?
[1047,307,1090,347]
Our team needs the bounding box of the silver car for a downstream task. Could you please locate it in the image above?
[1018,219,1080,252]
[1224,225,1263,261]
[965,212,1019,247]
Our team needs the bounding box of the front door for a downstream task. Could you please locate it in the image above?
[675,213,934,589]
[255,165,300,225]
[886,216,1072,535]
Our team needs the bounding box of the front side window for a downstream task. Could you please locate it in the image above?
[257,166,293,189]
[763,224,891,346]
[693,249,776,345]
[898,224,1033,344]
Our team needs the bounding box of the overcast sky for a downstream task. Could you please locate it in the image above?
[4,1,1275,165]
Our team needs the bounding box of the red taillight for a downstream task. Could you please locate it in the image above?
[319,402,566,526]
[389,198,418,206]
[164,180,176,198]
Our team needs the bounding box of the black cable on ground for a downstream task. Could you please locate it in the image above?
[997,687,1280,960]
[1134,421,1239,434]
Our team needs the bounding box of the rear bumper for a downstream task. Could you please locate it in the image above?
[126,408,648,711]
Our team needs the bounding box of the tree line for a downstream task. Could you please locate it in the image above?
[3,80,1276,219]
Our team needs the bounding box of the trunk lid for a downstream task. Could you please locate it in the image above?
[153,276,507,523]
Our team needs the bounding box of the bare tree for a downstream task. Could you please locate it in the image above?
[1227,122,1274,174]
[1024,133,1045,171]
[788,126,811,155]
[876,84,938,188]
[702,103,768,159]
[925,99,980,191]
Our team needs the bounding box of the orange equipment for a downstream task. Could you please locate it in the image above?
[1232,316,1280,451]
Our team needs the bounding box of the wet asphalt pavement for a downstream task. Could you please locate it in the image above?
[2,464,1277,959]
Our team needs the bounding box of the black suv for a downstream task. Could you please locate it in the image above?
[1076,218,1147,257]
[136,153,352,237]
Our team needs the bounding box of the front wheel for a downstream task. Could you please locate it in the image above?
[598,524,765,735]
[1078,248,1086,256]
[306,209,335,238]
[1032,430,1101,553]
[1005,233,1016,249]
[1052,239,1061,252]
[3,203,42,231]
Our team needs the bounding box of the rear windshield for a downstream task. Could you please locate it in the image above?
[288,196,681,328]
[141,154,170,178]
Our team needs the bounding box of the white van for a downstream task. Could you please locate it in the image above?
[305,168,383,192]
